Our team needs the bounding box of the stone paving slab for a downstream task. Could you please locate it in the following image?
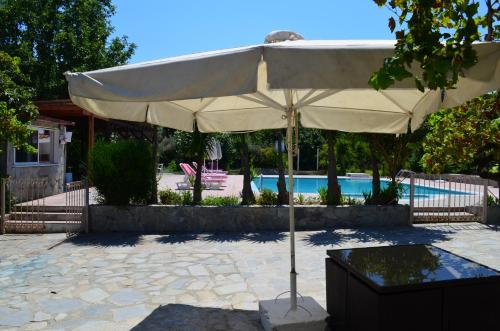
[0,223,499,330]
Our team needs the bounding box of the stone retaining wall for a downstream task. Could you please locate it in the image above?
[89,205,410,233]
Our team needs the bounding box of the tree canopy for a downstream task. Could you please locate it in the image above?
[0,0,136,99]
[422,92,499,181]
[0,51,37,155]
[371,0,498,91]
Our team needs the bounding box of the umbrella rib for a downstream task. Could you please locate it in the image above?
[295,89,342,108]
[294,90,316,108]
[166,101,196,113]
[197,105,282,114]
[255,91,287,111]
[409,90,433,114]
[238,93,284,111]
[378,90,412,115]
[195,97,218,113]
[305,105,411,115]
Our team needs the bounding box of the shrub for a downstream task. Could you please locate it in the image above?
[159,190,182,205]
[305,196,321,205]
[89,140,154,205]
[202,195,240,206]
[250,166,259,180]
[318,187,328,205]
[166,160,178,173]
[487,194,499,206]
[257,189,278,205]
[340,195,362,206]
[181,191,193,205]
[364,182,403,205]
[296,193,305,205]
[257,146,278,168]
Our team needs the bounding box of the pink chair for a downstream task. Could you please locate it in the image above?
[192,162,228,176]
[184,163,226,182]
[179,163,224,189]
[176,163,192,190]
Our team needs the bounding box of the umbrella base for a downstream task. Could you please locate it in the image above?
[259,296,328,331]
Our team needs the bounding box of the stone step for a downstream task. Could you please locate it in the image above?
[413,206,480,213]
[12,205,82,213]
[7,212,81,222]
[5,220,81,233]
[414,212,480,223]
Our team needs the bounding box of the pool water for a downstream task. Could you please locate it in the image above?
[252,176,469,198]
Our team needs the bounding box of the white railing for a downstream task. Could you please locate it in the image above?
[397,171,489,224]
[2,178,49,233]
[65,179,88,235]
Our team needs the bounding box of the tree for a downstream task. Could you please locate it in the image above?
[148,125,160,204]
[191,128,206,205]
[371,129,427,183]
[275,130,289,204]
[422,92,499,186]
[0,0,136,99]
[238,133,255,205]
[371,0,497,91]
[325,131,342,205]
[367,135,381,200]
[0,52,38,176]
[297,127,324,170]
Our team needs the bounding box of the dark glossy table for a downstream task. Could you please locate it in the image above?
[325,245,500,331]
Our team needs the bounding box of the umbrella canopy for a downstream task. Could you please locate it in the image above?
[65,38,500,312]
[65,40,499,134]
[207,140,218,161]
[216,140,222,160]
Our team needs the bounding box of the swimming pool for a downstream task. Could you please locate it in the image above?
[252,176,470,198]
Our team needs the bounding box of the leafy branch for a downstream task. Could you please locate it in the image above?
[370,0,497,92]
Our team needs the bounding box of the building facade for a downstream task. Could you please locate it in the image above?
[1,116,73,201]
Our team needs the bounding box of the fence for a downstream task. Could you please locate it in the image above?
[65,180,88,235]
[397,171,489,224]
[0,178,49,233]
[0,178,88,234]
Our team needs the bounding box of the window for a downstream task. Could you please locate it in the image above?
[14,128,53,164]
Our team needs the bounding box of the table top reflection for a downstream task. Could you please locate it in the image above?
[327,245,500,289]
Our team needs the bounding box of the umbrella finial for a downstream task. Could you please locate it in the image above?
[264,31,304,43]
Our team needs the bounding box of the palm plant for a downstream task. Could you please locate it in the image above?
[238,133,255,205]
[275,129,288,204]
[325,130,341,205]
[367,134,381,201]
[190,128,215,205]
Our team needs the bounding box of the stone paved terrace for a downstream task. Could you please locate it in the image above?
[0,223,499,330]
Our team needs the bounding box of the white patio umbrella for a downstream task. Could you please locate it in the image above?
[206,139,218,170]
[215,140,222,171]
[206,139,222,170]
[65,33,499,312]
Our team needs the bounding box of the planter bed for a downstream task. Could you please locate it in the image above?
[88,204,410,233]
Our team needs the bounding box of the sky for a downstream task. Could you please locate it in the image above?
[110,0,397,63]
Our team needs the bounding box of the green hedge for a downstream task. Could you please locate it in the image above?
[159,191,238,206]
[202,195,239,206]
[89,140,154,205]
[159,189,192,205]
[257,189,278,205]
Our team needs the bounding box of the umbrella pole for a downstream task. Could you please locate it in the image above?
[286,109,297,311]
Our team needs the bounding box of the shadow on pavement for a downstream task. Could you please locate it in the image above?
[303,226,453,247]
[65,233,142,247]
[155,231,288,244]
[204,232,248,243]
[131,304,262,331]
[155,233,199,244]
[245,232,287,243]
